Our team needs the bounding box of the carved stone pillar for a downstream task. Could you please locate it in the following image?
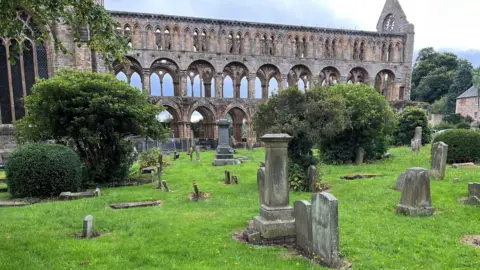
[215,73,223,97]
[142,69,151,95]
[248,73,256,98]
[280,74,288,91]
[180,71,188,96]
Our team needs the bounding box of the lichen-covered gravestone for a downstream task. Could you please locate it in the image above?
[465,183,480,205]
[411,126,422,152]
[430,142,448,180]
[395,173,406,191]
[294,200,312,254]
[312,192,340,267]
[396,168,435,216]
[307,165,317,192]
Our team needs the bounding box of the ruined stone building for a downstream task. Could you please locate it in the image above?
[0,0,414,148]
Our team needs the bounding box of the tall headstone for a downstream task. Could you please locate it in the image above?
[294,200,312,253]
[213,119,238,166]
[83,215,93,238]
[307,165,317,192]
[311,192,340,267]
[253,134,295,239]
[355,147,365,165]
[190,129,195,148]
[396,168,435,216]
[411,126,422,152]
[257,167,266,205]
[195,145,200,162]
[430,142,448,180]
[465,182,480,205]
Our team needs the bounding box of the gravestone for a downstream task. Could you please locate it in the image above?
[195,146,200,162]
[213,120,239,166]
[355,147,365,165]
[294,200,312,254]
[430,142,448,180]
[150,171,155,183]
[190,129,195,148]
[396,168,435,216]
[308,165,317,192]
[162,180,170,192]
[311,192,340,267]
[395,173,406,191]
[94,188,101,197]
[225,170,231,184]
[411,126,422,152]
[257,167,266,205]
[232,176,238,184]
[83,215,93,238]
[59,192,95,200]
[253,134,295,239]
[465,182,480,205]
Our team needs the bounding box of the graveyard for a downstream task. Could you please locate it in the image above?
[1,145,479,269]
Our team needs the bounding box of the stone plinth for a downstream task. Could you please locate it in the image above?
[253,133,295,239]
[430,142,448,180]
[465,183,480,205]
[396,168,435,216]
[213,119,239,166]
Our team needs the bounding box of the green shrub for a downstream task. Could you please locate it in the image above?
[434,122,456,130]
[319,84,395,164]
[456,122,471,129]
[138,148,162,168]
[5,143,82,198]
[433,129,480,163]
[394,106,431,146]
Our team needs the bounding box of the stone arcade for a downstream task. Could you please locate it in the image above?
[0,0,415,152]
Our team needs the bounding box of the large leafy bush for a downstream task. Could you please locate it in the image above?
[394,106,431,146]
[319,84,395,164]
[6,143,82,198]
[432,129,480,163]
[15,70,168,186]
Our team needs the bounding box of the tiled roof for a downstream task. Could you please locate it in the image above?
[457,85,478,99]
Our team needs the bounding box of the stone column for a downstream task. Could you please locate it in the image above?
[248,73,256,99]
[142,69,151,95]
[180,71,188,97]
[215,73,223,98]
[396,167,435,216]
[253,133,295,239]
[430,142,448,180]
[280,74,288,91]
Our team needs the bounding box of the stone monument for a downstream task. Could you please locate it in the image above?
[307,165,317,192]
[465,182,480,205]
[430,142,448,180]
[83,215,93,238]
[411,126,422,152]
[396,168,435,216]
[253,133,295,239]
[312,192,340,267]
[213,119,239,166]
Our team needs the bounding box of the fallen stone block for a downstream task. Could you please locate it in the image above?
[342,173,384,180]
[59,191,95,200]
[109,200,162,209]
[0,200,30,207]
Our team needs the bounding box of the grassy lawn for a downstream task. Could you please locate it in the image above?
[0,146,479,269]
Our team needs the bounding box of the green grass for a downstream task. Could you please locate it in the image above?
[0,146,479,269]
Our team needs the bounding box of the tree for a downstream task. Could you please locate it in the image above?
[430,96,447,115]
[393,106,431,146]
[411,48,458,102]
[15,70,168,186]
[0,0,128,63]
[445,59,473,114]
[254,86,347,191]
[319,84,395,164]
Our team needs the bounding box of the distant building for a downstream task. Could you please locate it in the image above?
[456,86,479,121]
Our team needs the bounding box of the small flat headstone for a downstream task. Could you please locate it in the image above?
[0,200,30,207]
[453,178,460,183]
[452,163,476,169]
[109,200,162,209]
[59,191,95,200]
[342,173,384,180]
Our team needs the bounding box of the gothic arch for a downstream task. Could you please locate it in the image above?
[375,69,396,99]
[224,105,250,142]
[320,66,340,86]
[187,60,216,97]
[150,58,180,96]
[256,64,281,99]
[288,64,311,91]
[113,56,143,80]
[158,104,182,138]
[347,67,369,84]
[223,62,249,98]
[189,104,216,139]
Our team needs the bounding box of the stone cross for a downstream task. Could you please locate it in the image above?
[312,192,340,267]
[294,200,312,254]
[307,165,317,192]
[257,167,266,205]
[411,126,422,152]
[396,168,434,216]
[465,182,480,205]
[430,142,448,180]
[253,133,295,239]
[195,146,200,162]
[83,215,93,238]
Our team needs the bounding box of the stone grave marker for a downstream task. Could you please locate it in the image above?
[257,167,266,205]
[150,171,155,183]
[232,176,238,184]
[411,126,422,152]
[109,200,161,209]
[94,188,101,196]
[294,200,312,254]
[308,165,317,192]
[213,120,238,166]
[225,170,231,184]
[162,180,170,192]
[59,191,95,200]
[396,168,435,216]
[83,215,93,238]
[195,146,200,162]
[312,192,340,267]
[430,142,448,180]
[465,182,480,205]
[355,147,365,165]
[395,173,406,191]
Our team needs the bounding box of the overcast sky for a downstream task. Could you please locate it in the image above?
[105,0,479,51]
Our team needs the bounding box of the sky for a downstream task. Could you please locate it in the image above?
[105,0,480,52]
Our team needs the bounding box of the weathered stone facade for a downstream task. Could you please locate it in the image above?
[0,0,415,144]
[456,86,479,121]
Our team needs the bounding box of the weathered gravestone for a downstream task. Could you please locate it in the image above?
[311,192,340,267]
[252,134,295,239]
[430,142,448,180]
[232,176,238,184]
[396,168,435,216]
[162,180,170,192]
[395,173,406,191]
[213,120,239,166]
[411,126,422,152]
[307,165,317,192]
[59,192,95,200]
[225,170,231,184]
[83,215,93,238]
[355,147,365,165]
[257,167,265,205]
[94,188,101,197]
[195,146,200,162]
[465,183,480,205]
[294,200,312,254]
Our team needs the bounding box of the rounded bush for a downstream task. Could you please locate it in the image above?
[394,106,431,146]
[456,122,471,129]
[433,129,480,163]
[6,143,82,198]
